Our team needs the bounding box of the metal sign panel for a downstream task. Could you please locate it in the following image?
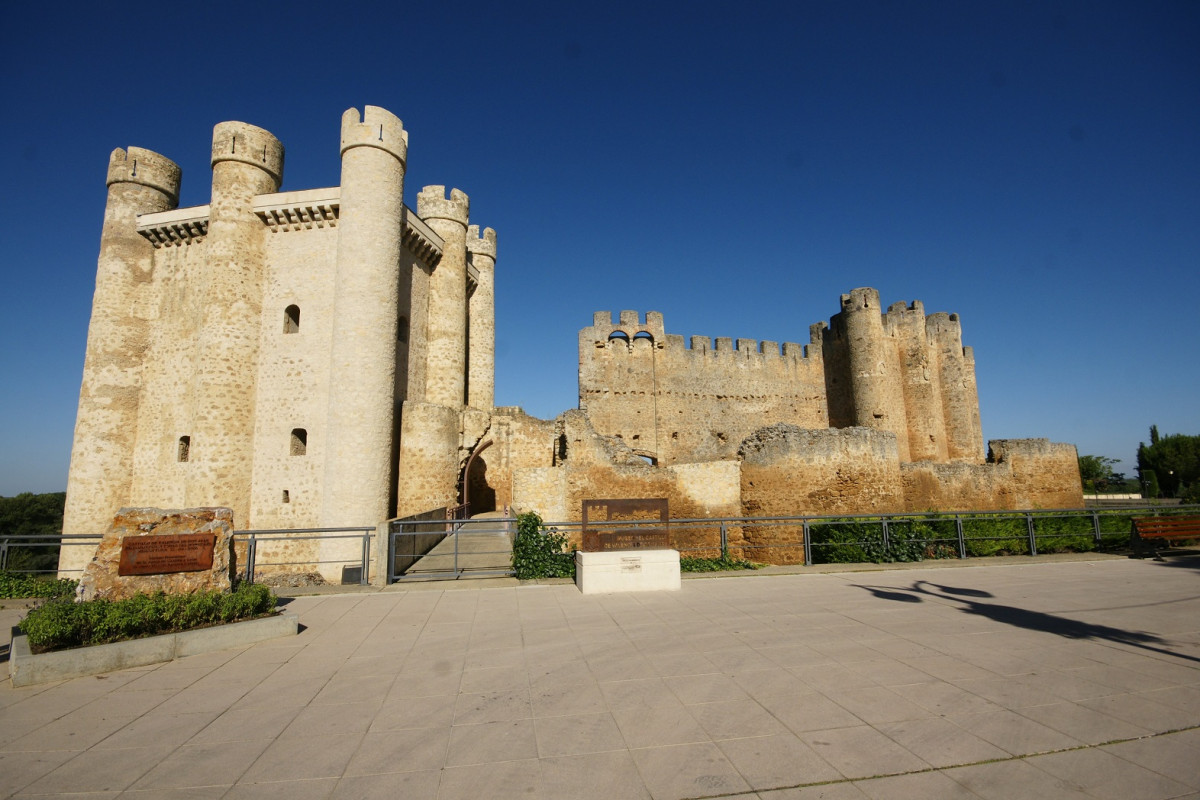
[118,534,216,576]
[581,498,670,552]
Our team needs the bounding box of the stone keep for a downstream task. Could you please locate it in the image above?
[61,106,496,575]
[62,104,1082,579]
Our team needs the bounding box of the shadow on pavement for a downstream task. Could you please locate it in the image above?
[851,579,1200,664]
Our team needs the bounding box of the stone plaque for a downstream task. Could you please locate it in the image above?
[119,533,217,576]
[620,556,642,573]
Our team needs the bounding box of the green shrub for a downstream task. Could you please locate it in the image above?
[809,520,877,564]
[18,582,278,653]
[961,515,1030,556]
[680,555,763,572]
[511,512,575,579]
[0,571,78,599]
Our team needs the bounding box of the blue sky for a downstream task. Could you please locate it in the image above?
[1,1,1197,495]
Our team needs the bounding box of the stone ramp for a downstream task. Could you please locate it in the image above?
[398,511,513,579]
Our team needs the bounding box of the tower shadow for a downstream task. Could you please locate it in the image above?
[851,579,1200,664]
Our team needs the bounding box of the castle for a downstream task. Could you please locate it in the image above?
[60,105,1082,578]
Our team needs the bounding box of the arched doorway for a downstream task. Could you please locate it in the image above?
[461,440,497,515]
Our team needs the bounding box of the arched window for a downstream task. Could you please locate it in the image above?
[633,331,654,343]
[177,436,191,463]
[608,332,631,347]
[284,305,300,334]
[290,428,307,456]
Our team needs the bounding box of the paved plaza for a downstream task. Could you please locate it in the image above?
[1,556,1199,799]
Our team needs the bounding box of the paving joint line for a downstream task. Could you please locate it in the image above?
[673,723,1200,800]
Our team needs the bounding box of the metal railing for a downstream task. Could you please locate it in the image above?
[389,514,515,582]
[538,505,1200,566]
[233,527,375,585]
[4,504,1194,581]
[0,533,103,575]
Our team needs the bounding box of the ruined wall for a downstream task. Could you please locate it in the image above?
[739,424,904,516]
[511,410,742,553]
[737,424,903,564]
[580,311,828,465]
[464,407,557,514]
[987,439,1083,509]
[901,439,1083,511]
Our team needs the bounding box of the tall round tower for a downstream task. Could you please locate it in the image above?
[419,186,470,409]
[467,225,497,410]
[890,301,948,462]
[188,122,283,524]
[840,287,910,461]
[928,313,985,462]
[321,106,408,529]
[60,148,180,573]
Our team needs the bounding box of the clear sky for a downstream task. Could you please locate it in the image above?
[1,1,1196,496]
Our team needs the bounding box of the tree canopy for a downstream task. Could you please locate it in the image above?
[1137,428,1199,499]
[1078,455,1121,493]
[0,492,66,538]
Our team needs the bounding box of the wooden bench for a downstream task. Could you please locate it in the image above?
[1132,515,1200,560]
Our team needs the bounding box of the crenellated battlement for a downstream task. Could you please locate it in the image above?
[340,105,407,163]
[417,185,469,225]
[107,147,181,206]
[211,121,284,185]
[584,311,821,362]
[925,311,965,353]
[466,225,497,258]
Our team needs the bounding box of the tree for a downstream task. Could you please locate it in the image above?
[1077,455,1119,493]
[0,492,67,573]
[1137,427,1200,499]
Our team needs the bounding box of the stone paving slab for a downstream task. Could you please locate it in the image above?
[1,557,1199,799]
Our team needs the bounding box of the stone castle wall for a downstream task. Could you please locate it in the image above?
[579,312,828,465]
[580,290,985,469]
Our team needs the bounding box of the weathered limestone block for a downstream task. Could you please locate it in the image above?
[77,508,236,602]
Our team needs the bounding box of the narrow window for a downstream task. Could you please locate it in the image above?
[290,428,307,456]
[282,490,290,504]
[398,315,409,343]
[284,304,300,334]
[177,436,191,462]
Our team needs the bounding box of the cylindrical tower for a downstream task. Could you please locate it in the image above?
[928,313,985,462]
[840,287,910,461]
[188,122,283,525]
[321,106,408,529]
[419,185,470,408]
[466,224,496,410]
[61,148,181,572]
[891,301,948,462]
